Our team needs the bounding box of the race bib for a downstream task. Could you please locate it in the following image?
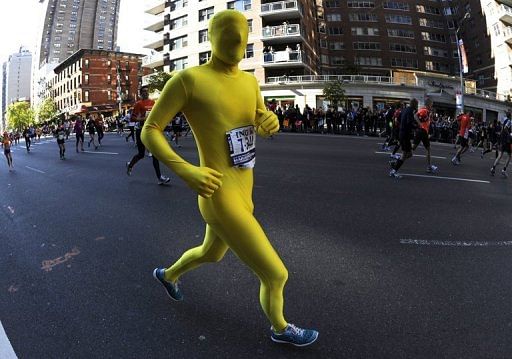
[226,125,256,168]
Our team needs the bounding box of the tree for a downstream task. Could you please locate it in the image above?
[37,97,58,123]
[6,102,35,131]
[323,80,346,109]
[146,71,174,93]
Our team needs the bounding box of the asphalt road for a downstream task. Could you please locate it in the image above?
[0,131,511,359]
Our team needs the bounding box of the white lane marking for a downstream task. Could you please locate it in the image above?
[25,166,45,174]
[375,151,446,159]
[82,150,118,155]
[400,173,490,184]
[0,321,18,359]
[400,238,512,247]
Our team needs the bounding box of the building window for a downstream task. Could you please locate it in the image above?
[170,0,188,11]
[353,42,381,50]
[384,14,412,24]
[244,44,254,58]
[328,27,343,35]
[421,32,446,43]
[387,29,415,38]
[170,15,188,30]
[227,0,251,11]
[347,1,375,8]
[326,13,342,21]
[354,56,382,66]
[198,29,208,43]
[199,7,214,22]
[247,19,253,33]
[170,57,188,71]
[84,90,89,102]
[328,41,344,50]
[325,0,340,7]
[349,13,378,22]
[390,43,417,53]
[383,1,409,11]
[84,74,89,85]
[199,51,211,65]
[170,35,188,50]
[351,27,379,36]
[391,58,418,69]
[107,74,111,84]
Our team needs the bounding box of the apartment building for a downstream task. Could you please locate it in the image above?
[142,0,320,83]
[33,0,121,107]
[48,49,148,117]
[477,0,512,98]
[1,49,32,131]
[142,0,509,118]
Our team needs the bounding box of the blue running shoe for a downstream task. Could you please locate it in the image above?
[270,323,319,347]
[153,268,183,301]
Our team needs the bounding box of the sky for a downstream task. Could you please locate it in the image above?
[0,0,148,64]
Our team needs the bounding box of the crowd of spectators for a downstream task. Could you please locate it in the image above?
[268,101,468,143]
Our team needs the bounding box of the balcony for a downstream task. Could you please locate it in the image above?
[261,24,304,44]
[142,52,164,69]
[260,0,302,21]
[145,0,165,15]
[497,0,512,7]
[144,32,165,50]
[144,18,165,32]
[499,4,512,26]
[504,26,512,46]
[262,50,305,68]
[265,74,393,85]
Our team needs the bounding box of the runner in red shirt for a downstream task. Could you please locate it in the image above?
[451,110,473,165]
[412,98,438,173]
[126,86,170,185]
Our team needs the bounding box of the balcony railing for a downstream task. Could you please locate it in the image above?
[263,50,304,64]
[497,0,512,7]
[144,18,165,32]
[261,0,302,19]
[143,32,165,50]
[262,24,303,39]
[499,4,512,25]
[266,75,393,85]
[142,53,164,68]
[145,0,165,15]
[504,25,512,45]
[265,75,510,102]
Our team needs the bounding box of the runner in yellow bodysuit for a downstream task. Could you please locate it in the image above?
[142,10,318,347]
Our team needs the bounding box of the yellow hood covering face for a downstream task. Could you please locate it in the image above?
[208,10,249,66]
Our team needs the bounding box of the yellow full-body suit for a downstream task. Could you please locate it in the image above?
[142,10,288,331]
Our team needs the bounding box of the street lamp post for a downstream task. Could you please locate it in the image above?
[455,12,471,115]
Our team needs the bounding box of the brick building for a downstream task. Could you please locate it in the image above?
[48,49,150,118]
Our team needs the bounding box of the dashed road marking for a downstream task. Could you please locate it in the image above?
[375,151,446,159]
[25,166,45,174]
[399,173,490,184]
[400,238,512,247]
[0,321,17,359]
[82,150,118,155]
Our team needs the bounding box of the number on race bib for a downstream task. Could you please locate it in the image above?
[226,125,256,168]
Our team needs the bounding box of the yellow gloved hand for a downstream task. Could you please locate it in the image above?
[176,164,223,198]
[255,109,279,138]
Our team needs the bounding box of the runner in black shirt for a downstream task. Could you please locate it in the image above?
[389,98,419,178]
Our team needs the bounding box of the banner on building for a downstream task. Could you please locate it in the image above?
[458,39,469,74]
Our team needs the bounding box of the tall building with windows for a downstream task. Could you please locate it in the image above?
[143,0,508,116]
[471,0,512,98]
[142,0,320,83]
[146,1,477,84]
[33,0,121,107]
[1,62,7,132]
